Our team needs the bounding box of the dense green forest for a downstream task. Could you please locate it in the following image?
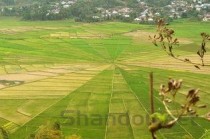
[0,0,142,21]
[0,0,174,21]
[0,0,174,6]
[1,0,210,22]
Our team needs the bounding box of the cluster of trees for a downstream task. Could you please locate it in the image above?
[180,8,203,20]
[22,5,71,20]
[27,122,81,139]
[1,121,80,139]
[0,0,58,5]
[0,0,15,5]
[0,0,140,22]
[1,0,209,22]
[145,0,172,7]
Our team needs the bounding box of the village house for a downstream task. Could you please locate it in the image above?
[203,14,210,21]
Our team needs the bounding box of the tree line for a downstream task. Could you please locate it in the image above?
[0,0,172,22]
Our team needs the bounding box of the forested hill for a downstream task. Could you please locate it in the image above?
[0,0,53,6]
[0,0,174,20]
[0,0,174,7]
[1,0,210,22]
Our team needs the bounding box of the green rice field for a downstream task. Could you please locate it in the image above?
[0,17,210,139]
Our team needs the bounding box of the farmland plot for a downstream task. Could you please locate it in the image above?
[120,68,210,139]
[0,18,210,139]
[0,63,109,135]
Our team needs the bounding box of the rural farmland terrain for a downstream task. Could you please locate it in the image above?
[0,17,210,139]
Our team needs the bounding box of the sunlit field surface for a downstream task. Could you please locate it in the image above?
[0,17,210,139]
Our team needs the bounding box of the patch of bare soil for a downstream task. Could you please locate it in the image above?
[206,112,210,121]
[41,31,108,39]
[0,64,77,83]
[0,64,109,96]
[122,54,210,74]
[0,63,102,79]
[0,84,5,89]
[124,30,154,42]
[43,68,71,74]
[0,26,64,34]
[178,38,194,44]
[124,30,193,44]
[0,74,46,82]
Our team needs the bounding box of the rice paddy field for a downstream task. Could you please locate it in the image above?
[0,17,210,139]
